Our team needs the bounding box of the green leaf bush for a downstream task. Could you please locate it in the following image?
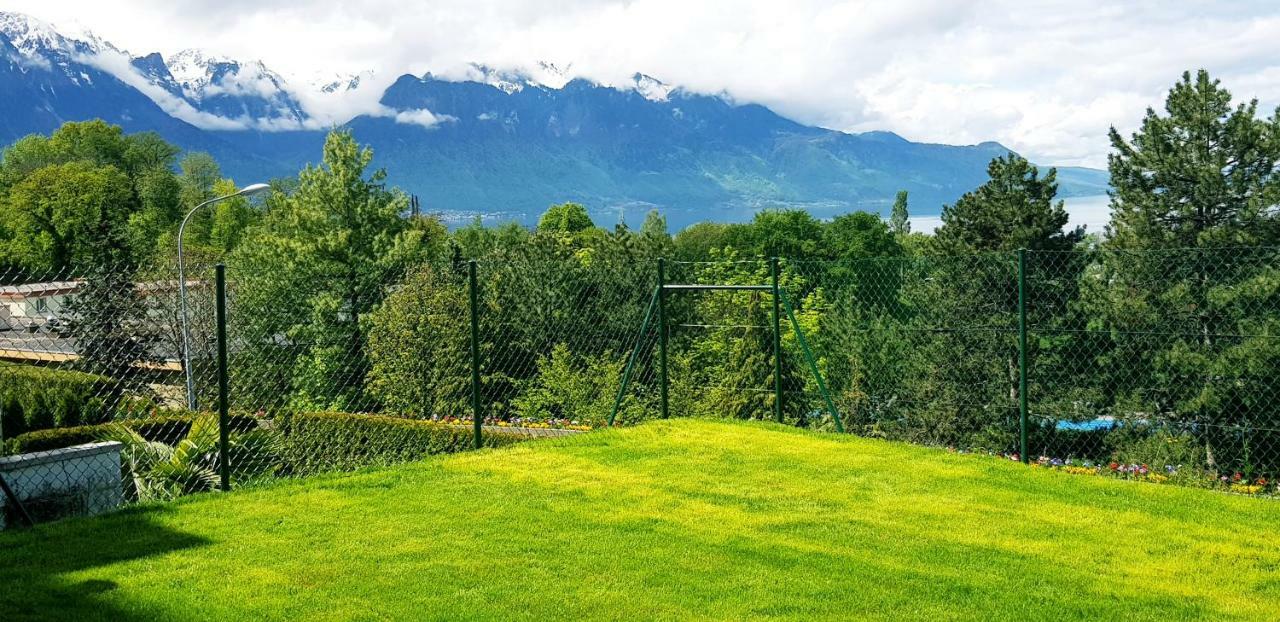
[0,363,118,437]
[3,412,257,454]
[275,411,525,476]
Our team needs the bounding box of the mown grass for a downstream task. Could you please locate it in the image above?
[2,419,1278,621]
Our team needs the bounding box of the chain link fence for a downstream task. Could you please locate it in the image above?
[2,246,1277,526]
[785,247,1280,493]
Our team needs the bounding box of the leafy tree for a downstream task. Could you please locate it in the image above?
[537,202,594,234]
[889,190,910,235]
[0,121,182,273]
[3,162,135,273]
[750,209,823,258]
[232,130,434,411]
[206,179,259,252]
[366,266,471,418]
[672,221,751,261]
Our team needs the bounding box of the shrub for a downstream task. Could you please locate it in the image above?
[3,412,258,455]
[511,344,638,427]
[366,266,471,419]
[275,411,524,476]
[0,363,118,437]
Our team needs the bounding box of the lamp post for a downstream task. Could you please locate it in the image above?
[178,183,270,410]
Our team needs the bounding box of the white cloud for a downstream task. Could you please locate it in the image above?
[74,47,251,130]
[391,107,455,128]
[4,0,1279,166]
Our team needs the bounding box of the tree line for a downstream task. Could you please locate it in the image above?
[1,70,1277,478]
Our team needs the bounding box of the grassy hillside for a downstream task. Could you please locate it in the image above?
[2,419,1277,621]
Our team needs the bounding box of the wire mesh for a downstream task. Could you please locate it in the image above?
[3,245,1277,527]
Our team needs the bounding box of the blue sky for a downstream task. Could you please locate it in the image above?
[2,0,1277,168]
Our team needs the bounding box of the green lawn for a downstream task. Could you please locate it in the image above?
[2,419,1278,621]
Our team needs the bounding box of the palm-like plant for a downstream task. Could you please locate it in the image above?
[99,415,279,502]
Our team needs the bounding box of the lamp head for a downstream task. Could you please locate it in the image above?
[238,183,271,196]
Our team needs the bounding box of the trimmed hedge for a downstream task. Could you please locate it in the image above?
[276,412,525,476]
[0,363,118,437]
[3,412,260,454]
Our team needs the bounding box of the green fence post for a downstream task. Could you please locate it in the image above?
[215,264,230,492]
[770,257,783,423]
[609,287,660,426]
[1017,248,1029,464]
[469,260,482,450]
[658,258,669,420]
[778,290,843,433]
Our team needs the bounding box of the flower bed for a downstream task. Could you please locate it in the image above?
[427,415,594,432]
[944,446,1277,496]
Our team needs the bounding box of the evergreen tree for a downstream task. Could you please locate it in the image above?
[1107,70,1280,250]
[903,154,1083,449]
[1093,70,1280,474]
[935,154,1081,252]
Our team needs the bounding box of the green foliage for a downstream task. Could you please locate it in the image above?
[231,130,439,412]
[274,411,523,475]
[0,364,116,438]
[889,190,910,235]
[366,265,471,418]
[512,344,638,427]
[537,202,594,234]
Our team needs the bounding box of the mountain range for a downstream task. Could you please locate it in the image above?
[0,11,1109,228]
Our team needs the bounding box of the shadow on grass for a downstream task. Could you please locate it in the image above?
[0,507,210,621]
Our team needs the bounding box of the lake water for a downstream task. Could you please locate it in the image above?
[908,194,1112,234]
[438,194,1114,234]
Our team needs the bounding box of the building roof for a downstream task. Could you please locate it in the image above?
[0,279,202,301]
[0,281,82,301]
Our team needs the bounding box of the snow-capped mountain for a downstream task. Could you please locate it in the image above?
[0,10,111,58]
[312,70,376,94]
[0,10,1109,227]
[161,49,307,128]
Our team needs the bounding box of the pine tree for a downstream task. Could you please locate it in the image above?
[1107,69,1280,249]
[1094,70,1280,474]
[935,154,1080,252]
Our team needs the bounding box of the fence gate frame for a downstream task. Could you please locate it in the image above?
[608,258,843,431]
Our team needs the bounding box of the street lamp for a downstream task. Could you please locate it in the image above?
[178,183,271,410]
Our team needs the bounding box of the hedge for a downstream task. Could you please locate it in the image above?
[0,363,118,437]
[3,412,259,454]
[276,412,525,476]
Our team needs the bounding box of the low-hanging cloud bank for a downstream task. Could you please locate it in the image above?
[6,0,1279,166]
